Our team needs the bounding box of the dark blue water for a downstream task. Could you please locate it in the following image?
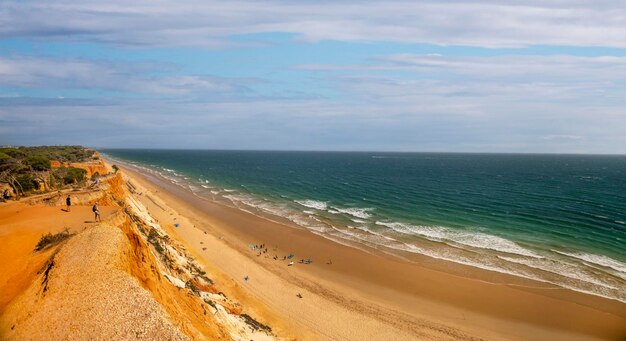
[103,150,626,302]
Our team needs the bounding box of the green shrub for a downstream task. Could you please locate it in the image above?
[0,155,19,172]
[13,146,94,163]
[16,174,37,192]
[63,167,87,184]
[0,148,26,159]
[26,155,51,171]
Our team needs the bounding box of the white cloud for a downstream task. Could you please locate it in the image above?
[301,54,626,107]
[1,0,625,48]
[0,56,253,96]
[299,54,626,81]
[2,52,626,153]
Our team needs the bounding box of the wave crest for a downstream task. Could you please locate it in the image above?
[332,207,373,219]
[294,200,328,210]
[375,221,540,258]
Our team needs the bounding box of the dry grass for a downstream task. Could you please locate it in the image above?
[35,229,71,251]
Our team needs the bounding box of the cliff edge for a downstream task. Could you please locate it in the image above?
[0,158,278,340]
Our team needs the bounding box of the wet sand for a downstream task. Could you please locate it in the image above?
[104,163,626,339]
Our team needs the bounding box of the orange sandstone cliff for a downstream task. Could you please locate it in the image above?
[0,158,278,340]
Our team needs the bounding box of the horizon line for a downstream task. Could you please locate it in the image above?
[3,145,625,156]
[94,147,626,157]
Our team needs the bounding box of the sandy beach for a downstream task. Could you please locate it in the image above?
[1,151,624,339]
[113,161,626,340]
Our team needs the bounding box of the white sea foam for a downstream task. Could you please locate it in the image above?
[497,256,620,290]
[289,215,327,233]
[223,194,239,203]
[327,209,340,214]
[348,225,396,242]
[384,244,625,302]
[553,250,626,275]
[332,207,373,219]
[375,221,541,258]
[295,199,328,210]
[201,185,210,189]
[330,225,390,246]
[351,219,367,224]
[210,190,220,195]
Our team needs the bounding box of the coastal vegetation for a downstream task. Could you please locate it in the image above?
[35,229,72,251]
[0,146,94,199]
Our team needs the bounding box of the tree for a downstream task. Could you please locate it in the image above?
[63,167,87,184]
[26,155,51,171]
[0,170,24,199]
[16,174,37,192]
[0,148,26,159]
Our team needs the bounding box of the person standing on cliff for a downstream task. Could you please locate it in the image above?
[93,202,101,222]
[66,195,71,212]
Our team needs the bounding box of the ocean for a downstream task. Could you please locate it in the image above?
[102,150,626,302]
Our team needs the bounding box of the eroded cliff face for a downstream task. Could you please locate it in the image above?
[0,163,278,340]
[50,159,109,179]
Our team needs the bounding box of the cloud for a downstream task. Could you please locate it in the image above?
[296,54,626,112]
[1,0,625,48]
[2,83,625,154]
[0,56,255,97]
[2,52,625,153]
[298,54,626,81]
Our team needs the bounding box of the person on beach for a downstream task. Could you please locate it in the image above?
[66,195,71,212]
[93,202,101,222]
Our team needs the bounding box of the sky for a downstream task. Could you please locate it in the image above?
[1,1,625,153]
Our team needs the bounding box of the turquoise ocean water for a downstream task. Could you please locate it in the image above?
[102,150,626,302]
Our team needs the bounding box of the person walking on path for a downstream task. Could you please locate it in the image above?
[66,195,71,212]
[93,202,101,222]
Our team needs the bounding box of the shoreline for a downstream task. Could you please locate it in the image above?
[113,158,626,339]
[104,154,626,305]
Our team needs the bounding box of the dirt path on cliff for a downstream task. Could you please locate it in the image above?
[1,222,189,340]
[0,203,118,313]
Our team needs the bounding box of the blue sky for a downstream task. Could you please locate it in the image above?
[1,1,625,153]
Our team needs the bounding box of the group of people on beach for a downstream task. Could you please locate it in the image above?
[249,242,316,266]
[247,242,319,300]
[65,194,101,222]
